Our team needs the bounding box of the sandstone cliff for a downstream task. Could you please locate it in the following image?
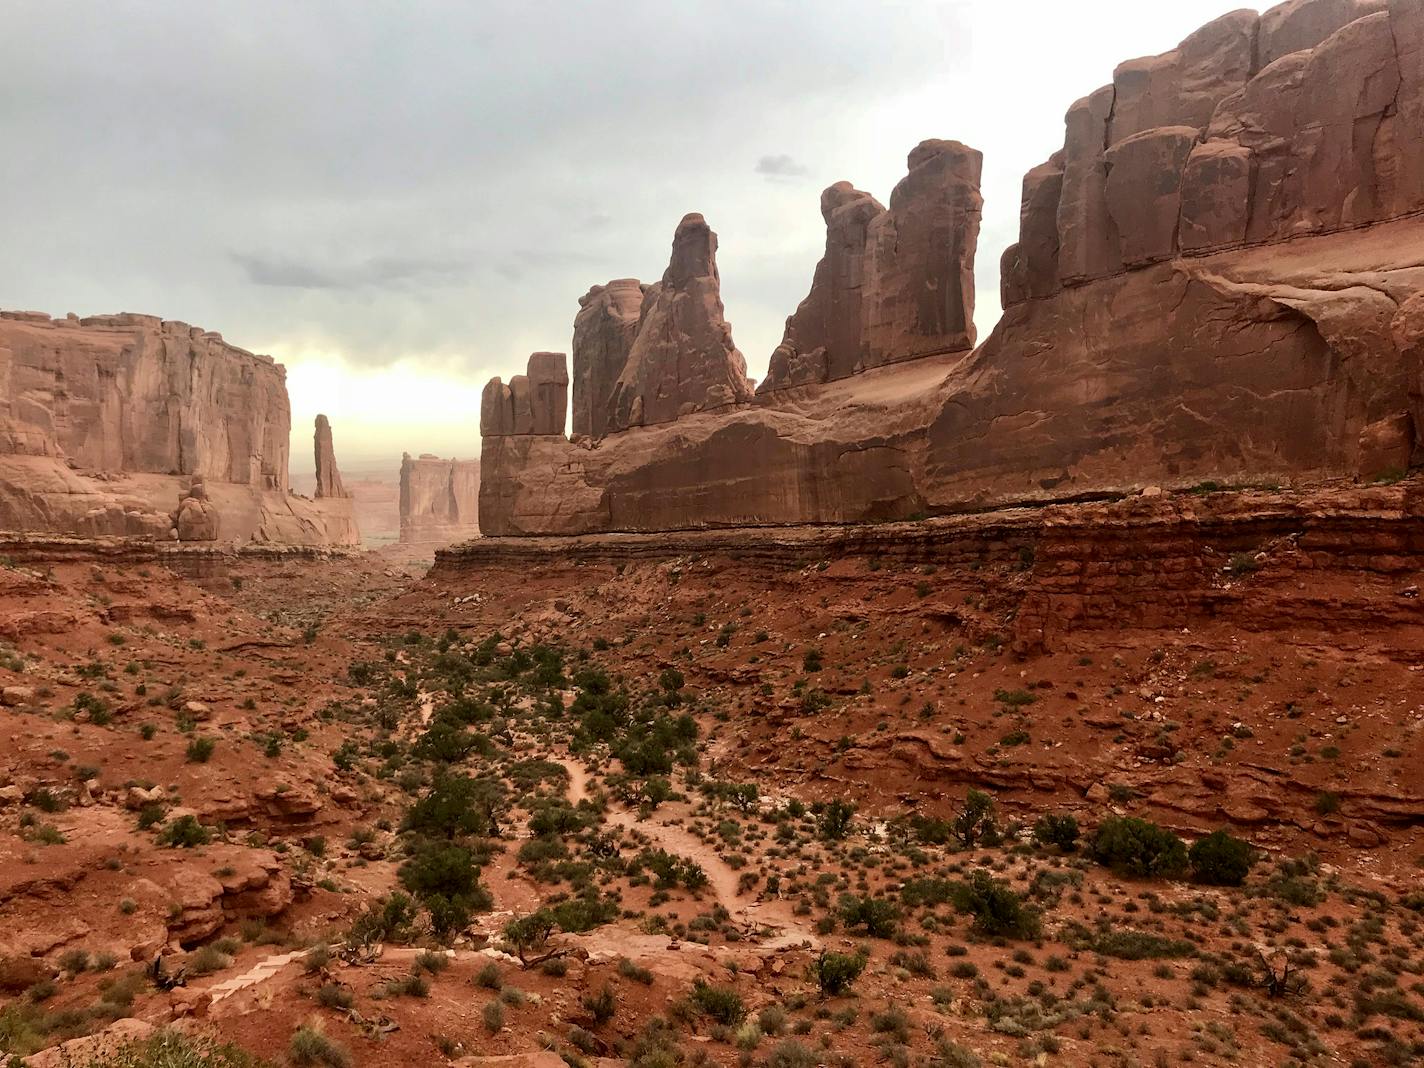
[399,453,480,545]
[761,140,982,392]
[0,312,359,545]
[479,0,1424,536]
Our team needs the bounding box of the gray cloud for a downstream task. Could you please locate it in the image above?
[755,154,810,179]
[0,0,1263,398]
[232,253,472,290]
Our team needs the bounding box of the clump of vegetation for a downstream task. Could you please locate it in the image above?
[1188,829,1255,886]
[811,950,867,997]
[1089,816,1187,877]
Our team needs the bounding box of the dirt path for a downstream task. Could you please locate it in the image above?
[556,755,817,952]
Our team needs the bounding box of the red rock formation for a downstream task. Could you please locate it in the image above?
[604,214,753,430]
[0,311,359,545]
[313,414,348,499]
[399,453,480,545]
[482,352,569,438]
[572,280,644,440]
[761,140,982,393]
[479,0,1424,536]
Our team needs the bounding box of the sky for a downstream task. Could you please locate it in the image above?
[1,0,1265,478]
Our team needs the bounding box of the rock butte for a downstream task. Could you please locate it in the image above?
[480,0,1424,536]
[399,453,481,545]
[0,312,359,545]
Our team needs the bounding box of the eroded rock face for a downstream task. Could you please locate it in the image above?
[479,0,1424,535]
[572,279,644,439]
[761,141,982,393]
[604,214,753,430]
[482,353,569,438]
[0,312,359,545]
[313,414,348,499]
[399,453,480,545]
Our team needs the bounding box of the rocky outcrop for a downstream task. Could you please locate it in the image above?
[479,0,1424,536]
[0,312,359,545]
[482,352,569,438]
[761,140,982,393]
[572,279,644,440]
[399,453,480,545]
[313,414,348,499]
[173,477,219,542]
[603,214,754,431]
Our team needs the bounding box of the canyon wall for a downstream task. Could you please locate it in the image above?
[399,453,480,545]
[0,312,359,545]
[479,0,1424,536]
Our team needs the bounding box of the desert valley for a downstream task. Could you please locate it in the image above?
[3,1,1424,1066]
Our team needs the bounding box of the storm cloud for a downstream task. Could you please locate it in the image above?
[1,1,1264,469]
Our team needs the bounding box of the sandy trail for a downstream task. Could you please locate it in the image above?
[557,754,817,951]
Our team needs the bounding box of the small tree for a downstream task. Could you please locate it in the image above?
[818,800,855,840]
[1189,830,1254,886]
[950,871,1040,939]
[953,789,998,847]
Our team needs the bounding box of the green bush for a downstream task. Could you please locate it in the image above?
[402,772,502,839]
[1089,816,1187,878]
[949,871,1040,939]
[185,736,216,764]
[691,981,746,1025]
[811,950,867,996]
[1188,829,1254,886]
[1032,813,1079,852]
[157,815,211,848]
[289,1025,350,1067]
[817,800,855,840]
[839,894,899,938]
[397,842,492,939]
[953,789,998,846]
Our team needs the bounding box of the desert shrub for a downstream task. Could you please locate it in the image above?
[482,999,504,1033]
[811,950,867,996]
[289,1025,351,1068]
[1032,813,1079,852]
[1085,927,1196,960]
[691,981,746,1025]
[1189,829,1255,886]
[69,1031,267,1067]
[618,958,654,984]
[185,736,216,763]
[347,892,419,946]
[950,871,1040,939]
[817,800,855,840]
[839,894,900,938]
[1089,816,1187,878]
[581,984,617,1026]
[157,815,211,848]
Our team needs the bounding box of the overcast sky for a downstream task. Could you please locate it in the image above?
[1,1,1264,477]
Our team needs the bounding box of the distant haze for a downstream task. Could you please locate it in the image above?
[0,0,1264,477]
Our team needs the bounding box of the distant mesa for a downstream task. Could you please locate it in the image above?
[478,0,1424,536]
[0,312,359,546]
[399,452,480,546]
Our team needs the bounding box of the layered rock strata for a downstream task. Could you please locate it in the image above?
[0,312,359,545]
[399,453,481,545]
[480,0,1424,536]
